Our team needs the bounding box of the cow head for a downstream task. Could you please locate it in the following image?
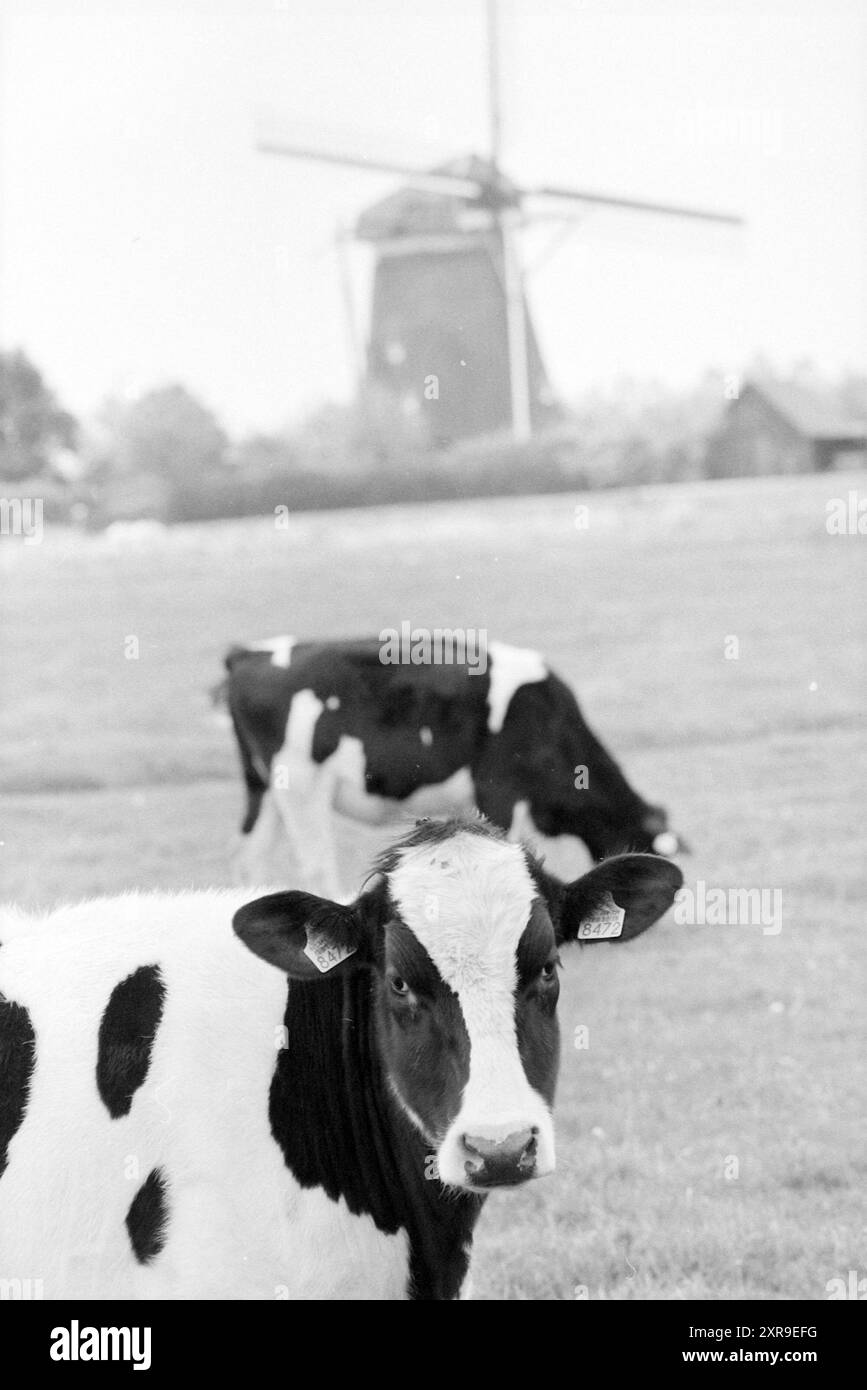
[498,677,689,861]
[233,818,682,1194]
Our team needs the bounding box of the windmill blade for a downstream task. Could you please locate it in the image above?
[497,211,531,442]
[486,0,502,169]
[333,223,364,382]
[256,132,484,199]
[524,183,743,227]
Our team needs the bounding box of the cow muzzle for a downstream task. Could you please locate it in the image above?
[435,1078,557,1190]
[458,1127,541,1188]
[652,830,689,856]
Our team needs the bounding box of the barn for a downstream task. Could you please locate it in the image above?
[706,376,867,478]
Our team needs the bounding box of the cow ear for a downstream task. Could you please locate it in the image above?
[558,854,683,945]
[233,891,366,980]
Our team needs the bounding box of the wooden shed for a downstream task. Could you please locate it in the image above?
[706,378,867,477]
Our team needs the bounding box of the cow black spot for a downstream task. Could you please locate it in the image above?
[0,991,36,1179]
[96,965,165,1118]
[125,1167,168,1264]
[270,959,483,1301]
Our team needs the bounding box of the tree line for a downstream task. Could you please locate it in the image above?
[1,349,862,527]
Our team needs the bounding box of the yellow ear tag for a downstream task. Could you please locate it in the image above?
[577,891,626,941]
[303,929,357,973]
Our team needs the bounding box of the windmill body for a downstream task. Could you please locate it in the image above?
[356,155,555,443]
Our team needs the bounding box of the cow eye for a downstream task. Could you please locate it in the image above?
[540,959,559,983]
[390,975,410,997]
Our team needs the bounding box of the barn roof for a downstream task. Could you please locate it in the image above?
[747,377,867,441]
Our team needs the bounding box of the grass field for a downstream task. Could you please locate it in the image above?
[2,470,865,1300]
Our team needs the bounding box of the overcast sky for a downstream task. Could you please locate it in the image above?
[1,0,865,435]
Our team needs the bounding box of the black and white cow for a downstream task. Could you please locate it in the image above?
[0,817,682,1300]
[217,635,685,896]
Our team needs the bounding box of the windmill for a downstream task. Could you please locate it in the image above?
[258,1,742,445]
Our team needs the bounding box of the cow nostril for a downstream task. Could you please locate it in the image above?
[462,1128,539,1173]
[461,1134,489,1167]
[519,1132,538,1168]
[461,1135,485,1176]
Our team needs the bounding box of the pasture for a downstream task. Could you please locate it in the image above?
[2,470,865,1300]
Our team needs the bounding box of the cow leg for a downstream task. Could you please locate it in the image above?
[505,799,538,843]
[507,794,592,880]
[474,777,554,855]
[233,789,285,886]
[269,757,345,901]
[471,776,519,836]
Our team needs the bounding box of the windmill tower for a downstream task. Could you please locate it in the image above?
[354,155,555,443]
[258,2,741,445]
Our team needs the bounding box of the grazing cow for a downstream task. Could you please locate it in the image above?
[217,635,685,896]
[0,817,682,1300]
